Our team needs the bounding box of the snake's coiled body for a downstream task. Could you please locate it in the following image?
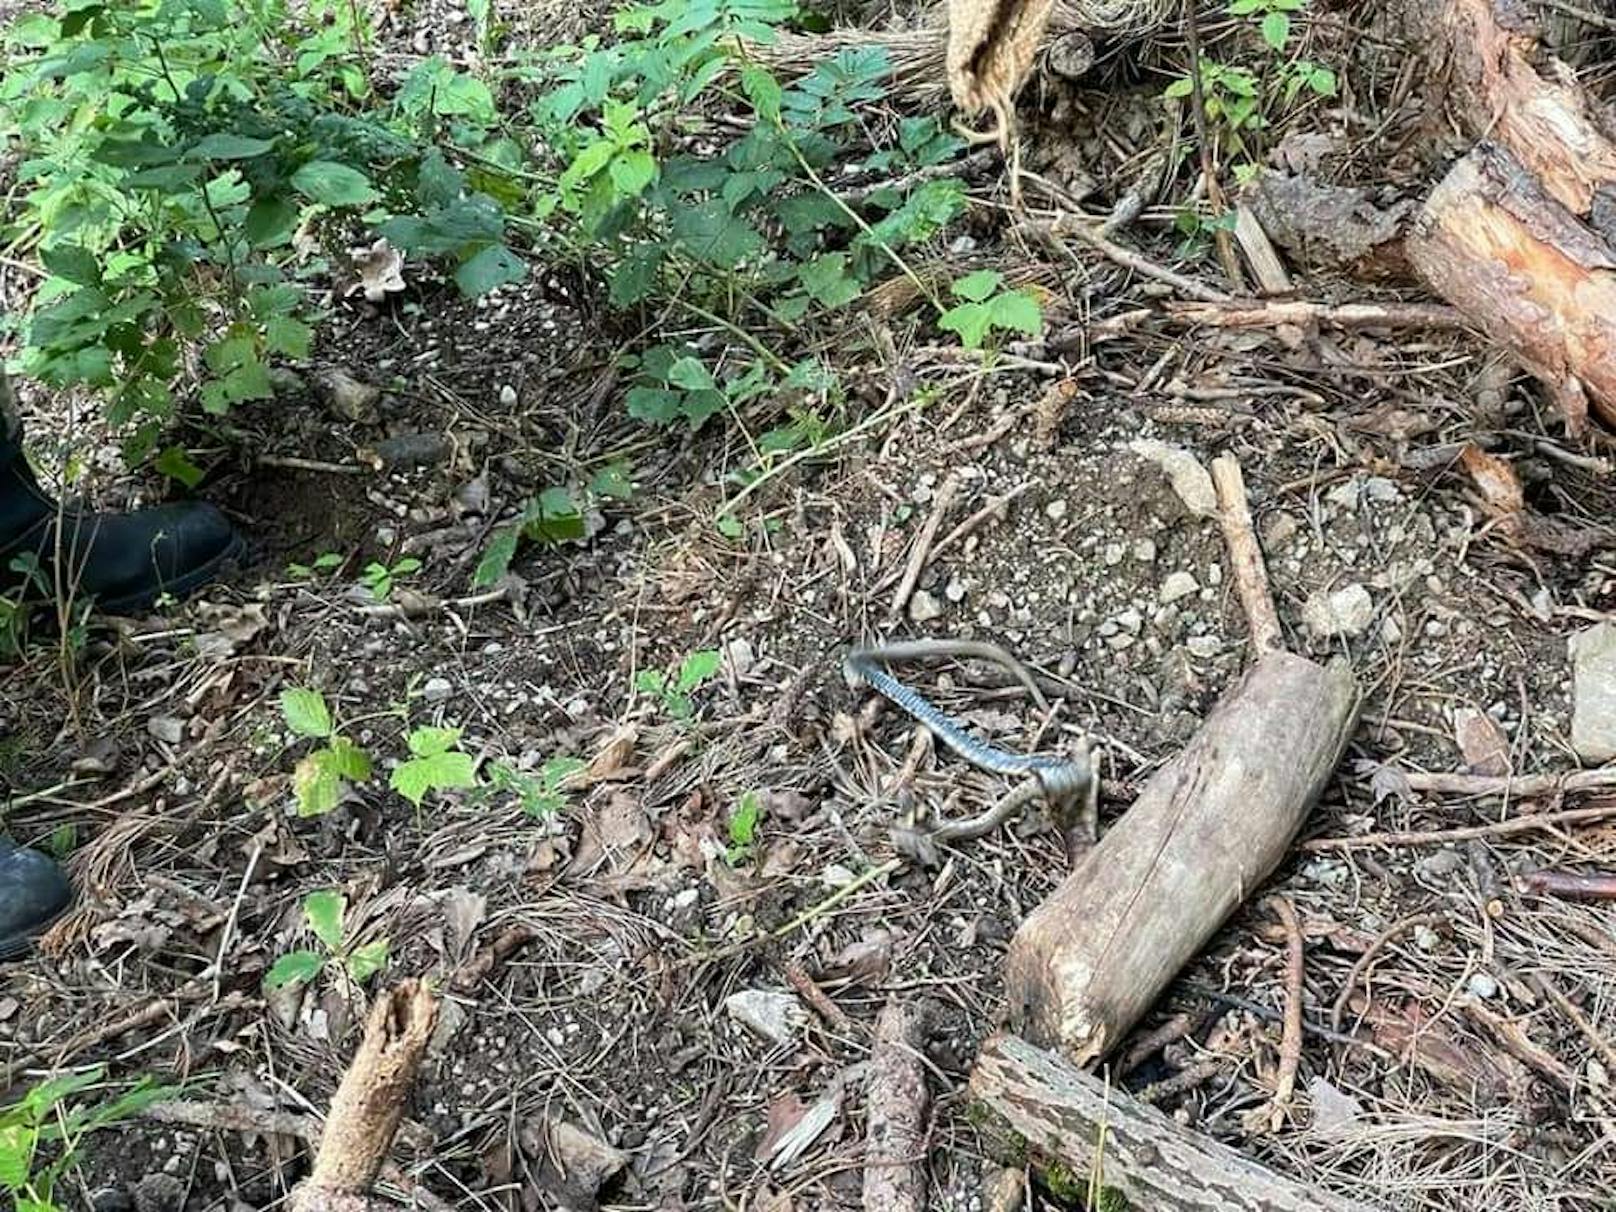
[842,641,1093,807]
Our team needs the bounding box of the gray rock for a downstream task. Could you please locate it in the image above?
[1160,571,1198,604]
[314,368,382,422]
[724,989,807,1047]
[1302,583,1374,639]
[1129,439,1218,518]
[1570,623,1616,763]
[1466,972,1499,1000]
[908,589,944,623]
[146,715,185,746]
[422,677,454,703]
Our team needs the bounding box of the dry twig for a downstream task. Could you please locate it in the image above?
[1211,454,1284,654]
[1265,895,1304,1132]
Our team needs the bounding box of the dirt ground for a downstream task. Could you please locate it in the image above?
[5,0,1616,1210]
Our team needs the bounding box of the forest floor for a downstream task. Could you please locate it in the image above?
[4,0,1616,1210]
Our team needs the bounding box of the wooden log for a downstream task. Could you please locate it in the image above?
[1003,651,1358,1063]
[289,980,439,1212]
[1406,142,1616,432]
[970,1033,1378,1212]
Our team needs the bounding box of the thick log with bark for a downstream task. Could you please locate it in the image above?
[1003,651,1358,1063]
[1407,142,1616,432]
[970,1033,1378,1212]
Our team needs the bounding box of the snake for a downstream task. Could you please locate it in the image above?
[842,640,1096,858]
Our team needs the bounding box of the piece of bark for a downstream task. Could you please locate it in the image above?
[1244,171,1415,279]
[1003,651,1358,1063]
[1407,142,1616,432]
[1431,0,1616,227]
[289,980,440,1212]
[1233,203,1293,294]
[970,1033,1376,1211]
[862,999,931,1212]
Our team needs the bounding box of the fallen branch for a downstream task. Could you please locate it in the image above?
[1023,214,1232,303]
[289,980,439,1212]
[1301,801,1616,852]
[1265,895,1304,1132]
[1395,765,1616,798]
[1514,869,1616,901]
[970,1033,1375,1211]
[862,999,930,1212]
[1211,454,1284,654]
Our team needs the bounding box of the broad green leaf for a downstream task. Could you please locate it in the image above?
[190,133,274,160]
[797,253,861,308]
[408,726,463,758]
[454,243,526,296]
[988,290,1044,337]
[265,316,312,360]
[666,356,715,392]
[265,949,324,991]
[741,65,783,123]
[625,386,682,424]
[676,648,722,693]
[154,446,204,489]
[291,161,377,207]
[542,756,588,790]
[1260,10,1289,50]
[345,939,390,982]
[608,149,657,196]
[390,751,478,806]
[1308,66,1338,96]
[303,890,346,952]
[281,688,332,738]
[951,269,1002,302]
[293,754,342,816]
[245,196,298,247]
[671,201,763,269]
[326,736,372,781]
[0,1123,35,1190]
[938,301,992,349]
[40,243,100,287]
[473,527,519,587]
[588,461,633,500]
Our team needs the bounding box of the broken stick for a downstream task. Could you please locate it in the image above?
[289,980,439,1212]
[1212,454,1284,654]
[1003,650,1358,1062]
[862,999,930,1212]
[970,1033,1376,1211]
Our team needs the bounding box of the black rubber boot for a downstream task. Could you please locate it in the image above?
[0,839,71,960]
[0,427,244,616]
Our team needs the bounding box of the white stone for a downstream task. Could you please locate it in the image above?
[908,589,944,623]
[1570,623,1616,762]
[1302,583,1374,639]
[422,677,454,703]
[1160,571,1199,604]
[725,990,807,1047]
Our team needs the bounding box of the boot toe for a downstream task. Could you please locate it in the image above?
[0,844,71,959]
[82,500,245,613]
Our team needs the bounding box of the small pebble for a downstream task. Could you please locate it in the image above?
[908,589,944,623]
[1160,571,1198,604]
[422,677,454,703]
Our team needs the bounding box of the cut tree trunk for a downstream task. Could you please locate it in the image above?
[1406,142,1616,432]
[1003,651,1358,1063]
[862,999,931,1212]
[970,1033,1379,1212]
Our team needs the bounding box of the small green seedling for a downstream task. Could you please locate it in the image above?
[938,270,1044,350]
[390,726,478,807]
[487,755,587,818]
[265,889,390,991]
[726,790,763,865]
[1227,0,1307,51]
[636,649,722,719]
[360,556,422,602]
[287,551,345,579]
[281,687,373,817]
[0,1067,178,1212]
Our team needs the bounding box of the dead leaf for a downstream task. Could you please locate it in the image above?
[765,1078,846,1170]
[571,791,654,877]
[1459,443,1524,517]
[755,1091,808,1162]
[1453,707,1511,776]
[349,236,406,303]
[434,887,487,963]
[519,1118,628,1212]
[572,725,638,788]
[817,929,894,985]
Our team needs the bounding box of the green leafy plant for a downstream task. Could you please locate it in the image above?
[287,551,345,579]
[4,1,525,455]
[486,755,586,818]
[636,649,722,719]
[280,687,372,816]
[1227,0,1307,51]
[937,270,1044,350]
[726,790,763,864]
[0,1068,178,1212]
[360,556,422,602]
[265,889,390,991]
[390,725,478,808]
[473,487,586,587]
